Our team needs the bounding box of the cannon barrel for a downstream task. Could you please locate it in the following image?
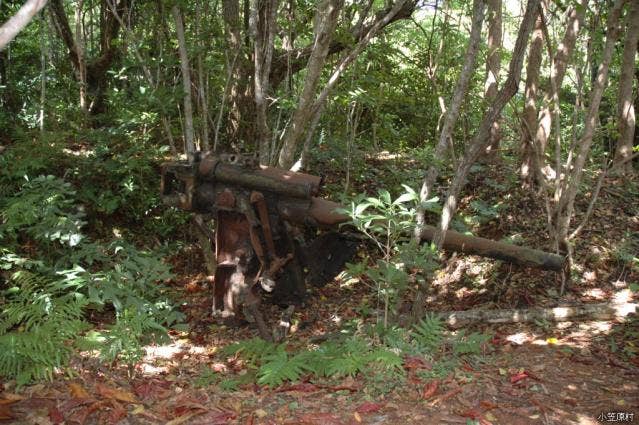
[198,155,321,199]
[299,198,565,272]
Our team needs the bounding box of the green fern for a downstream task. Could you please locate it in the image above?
[366,347,403,371]
[222,337,278,365]
[412,314,444,353]
[257,346,307,387]
[0,271,89,385]
[452,331,491,356]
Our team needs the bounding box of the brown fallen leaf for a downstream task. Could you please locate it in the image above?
[431,387,462,405]
[422,380,439,400]
[403,355,433,371]
[48,407,65,424]
[355,402,384,414]
[190,410,237,425]
[0,405,14,420]
[479,400,498,410]
[69,382,91,399]
[106,400,128,424]
[96,383,140,404]
[165,411,205,425]
[296,412,343,425]
[0,392,25,404]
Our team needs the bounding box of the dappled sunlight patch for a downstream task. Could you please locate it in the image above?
[582,287,607,300]
[139,363,168,375]
[506,332,531,345]
[613,289,634,304]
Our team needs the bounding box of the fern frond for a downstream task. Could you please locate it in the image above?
[412,314,444,353]
[257,348,306,387]
[366,348,403,371]
[222,337,277,365]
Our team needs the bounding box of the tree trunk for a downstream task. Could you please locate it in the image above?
[49,0,129,118]
[519,8,544,186]
[554,0,626,290]
[222,0,254,149]
[252,0,279,164]
[172,5,196,158]
[75,0,88,116]
[277,0,343,168]
[39,13,47,133]
[414,0,486,239]
[0,0,48,50]
[613,0,639,175]
[531,0,587,183]
[484,0,502,155]
[433,0,540,248]
[195,4,210,151]
[295,0,410,169]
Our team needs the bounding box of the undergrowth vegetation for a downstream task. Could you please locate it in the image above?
[0,133,185,385]
[209,314,491,392]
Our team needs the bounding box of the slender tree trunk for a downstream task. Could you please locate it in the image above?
[613,0,639,175]
[173,5,195,158]
[294,0,409,169]
[222,0,254,148]
[49,0,129,119]
[519,8,544,186]
[530,0,587,183]
[39,13,46,133]
[0,0,48,50]
[484,0,502,155]
[253,0,279,164]
[75,0,88,116]
[277,0,343,168]
[195,4,210,151]
[554,0,626,292]
[433,0,540,248]
[414,0,485,239]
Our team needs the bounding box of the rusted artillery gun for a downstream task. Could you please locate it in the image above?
[161,152,564,339]
[161,152,359,340]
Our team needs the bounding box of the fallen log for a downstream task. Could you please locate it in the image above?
[436,302,637,328]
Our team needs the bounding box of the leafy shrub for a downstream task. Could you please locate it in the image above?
[340,187,439,327]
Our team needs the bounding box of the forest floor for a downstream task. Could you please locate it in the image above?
[1,155,638,425]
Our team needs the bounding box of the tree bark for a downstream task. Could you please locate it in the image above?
[484,0,502,155]
[414,0,486,239]
[530,0,587,183]
[268,0,417,90]
[0,0,48,51]
[172,5,196,158]
[49,0,129,117]
[613,0,639,175]
[519,8,544,185]
[277,0,343,168]
[222,0,254,148]
[294,0,411,170]
[554,0,627,287]
[252,0,279,164]
[433,0,540,248]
